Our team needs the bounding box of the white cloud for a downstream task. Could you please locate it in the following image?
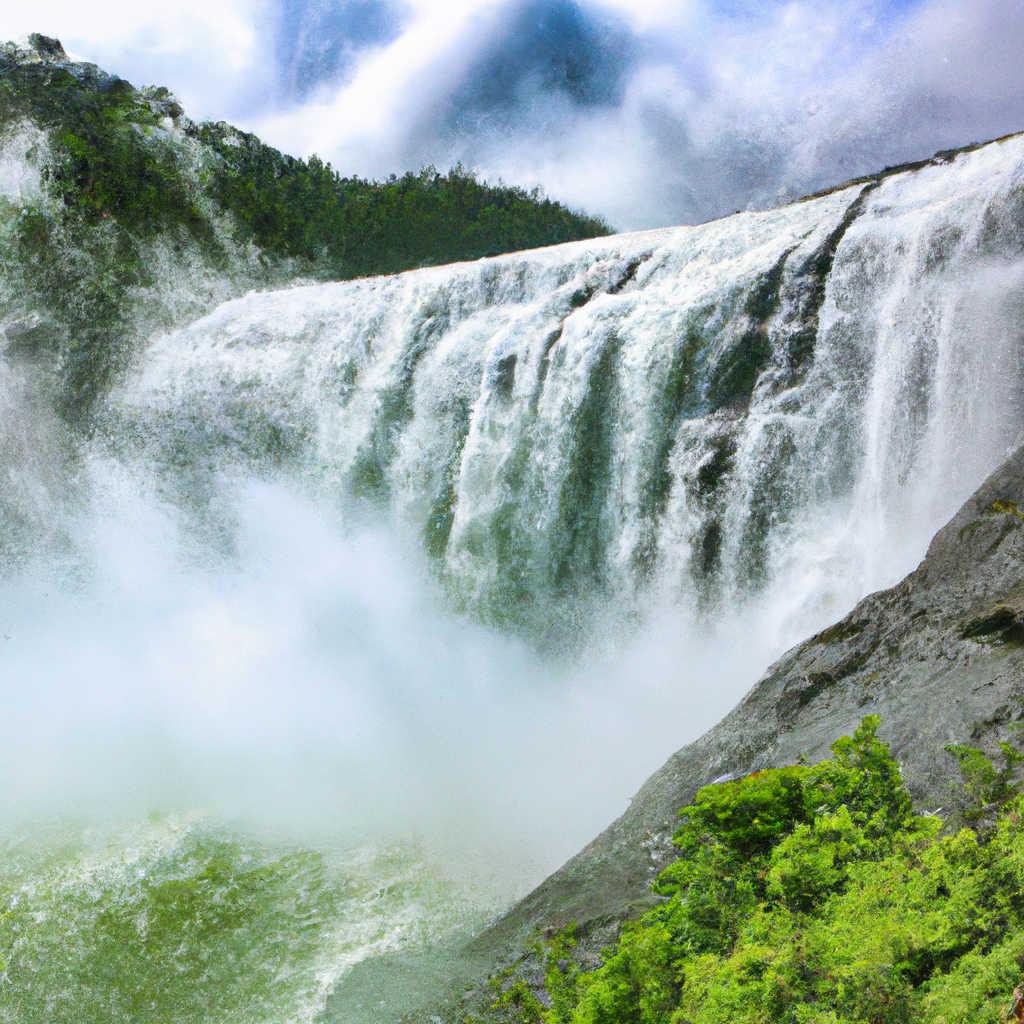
[0,0,272,118]
[255,0,490,159]
[2,0,1022,228]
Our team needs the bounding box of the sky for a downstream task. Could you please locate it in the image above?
[2,0,1023,231]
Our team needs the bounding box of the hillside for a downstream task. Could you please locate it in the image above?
[435,442,1024,1019]
[0,34,609,420]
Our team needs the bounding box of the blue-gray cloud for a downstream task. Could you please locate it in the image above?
[275,0,408,101]
[443,0,637,132]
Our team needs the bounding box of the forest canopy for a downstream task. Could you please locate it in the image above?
[194,122,611,279]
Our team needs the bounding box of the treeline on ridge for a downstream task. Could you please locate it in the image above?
[0,35,610,418]
[0,35,610,280]
[195,123,611,279]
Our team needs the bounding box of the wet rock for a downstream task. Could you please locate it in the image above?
[28,34,66,61]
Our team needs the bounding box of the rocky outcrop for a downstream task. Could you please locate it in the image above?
[27,34,67,61]
[465,440,1024,972]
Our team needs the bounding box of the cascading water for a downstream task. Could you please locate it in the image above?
[3,133,1024,1022]
[110,135,1024,643]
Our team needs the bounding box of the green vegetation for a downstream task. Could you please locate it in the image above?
[479,717,1024,1024]
[195,123,610,279]
[0,35,609,421]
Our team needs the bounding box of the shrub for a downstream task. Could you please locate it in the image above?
[486,718,1024,1024]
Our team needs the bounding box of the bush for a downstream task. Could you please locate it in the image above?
[485,718,1024,1024]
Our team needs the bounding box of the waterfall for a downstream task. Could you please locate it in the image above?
[109,134,1024,647]
[3,131,1024,1024]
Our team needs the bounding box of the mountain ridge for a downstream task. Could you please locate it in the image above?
[0,33,609,419]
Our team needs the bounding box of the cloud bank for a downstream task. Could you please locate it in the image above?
[4,0,1024,229]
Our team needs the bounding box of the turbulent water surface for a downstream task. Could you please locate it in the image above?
[3,134,1024,1020]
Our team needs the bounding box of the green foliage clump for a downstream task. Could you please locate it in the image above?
[946,738,1024,825]
[193,123,611,280]
[485,717,1024,1024]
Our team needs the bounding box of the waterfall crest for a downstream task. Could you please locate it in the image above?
[110,135,1024,646]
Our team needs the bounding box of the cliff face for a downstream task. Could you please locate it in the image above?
[466,440,1024,971]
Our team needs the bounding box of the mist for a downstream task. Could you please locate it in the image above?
[0,455,800,891]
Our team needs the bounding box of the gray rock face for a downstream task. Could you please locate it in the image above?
[470,441,1024,962]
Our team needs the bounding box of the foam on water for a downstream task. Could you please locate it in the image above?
[0,815,487,1024]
